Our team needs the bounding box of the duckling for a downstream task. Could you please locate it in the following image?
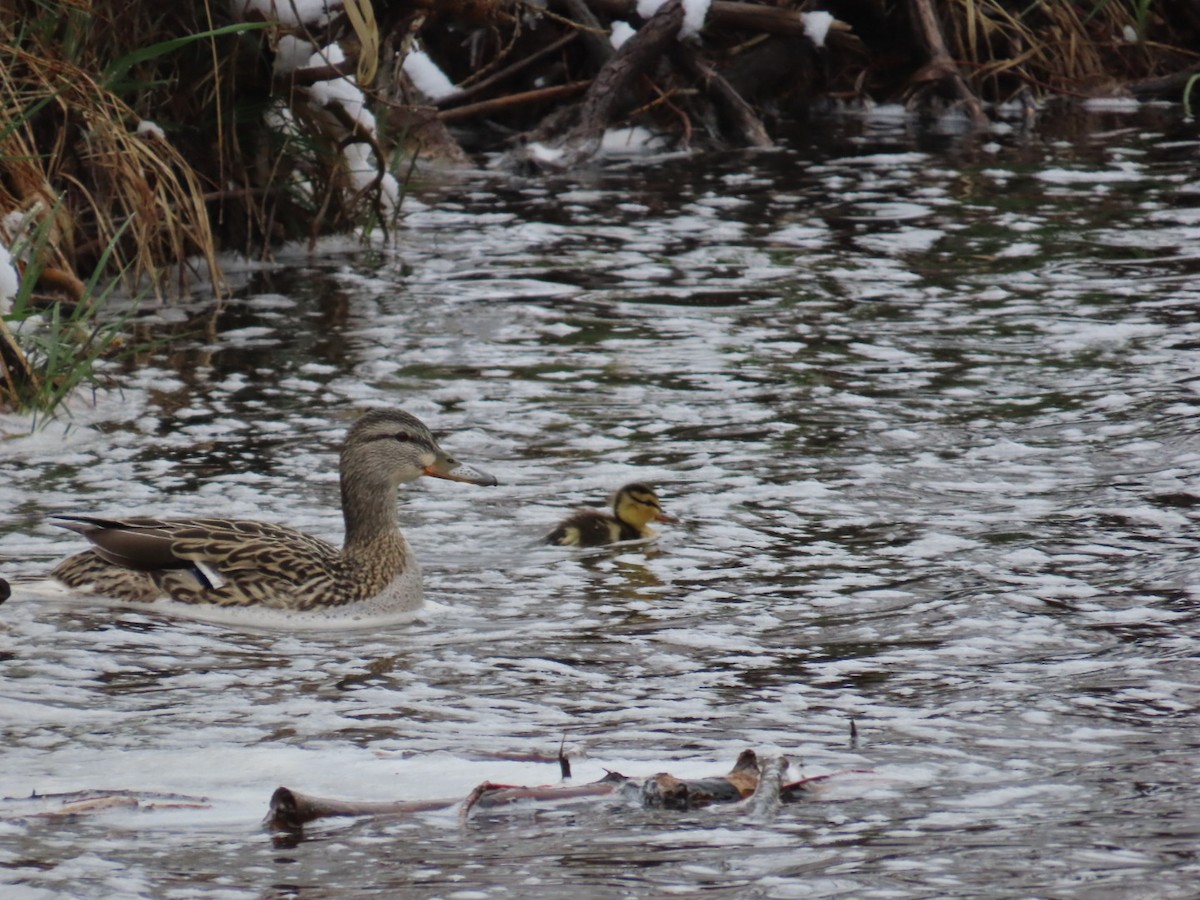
[545,482,675,547]
[50,409,497,614]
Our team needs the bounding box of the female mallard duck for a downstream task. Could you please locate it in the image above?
[50,409,496,614]
[545,482,675,547]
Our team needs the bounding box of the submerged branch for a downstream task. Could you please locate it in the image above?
[905,0,988,125]
[263,749,867,832]
[266,786,458,830]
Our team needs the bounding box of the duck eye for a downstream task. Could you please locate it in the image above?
[394,431,410,443]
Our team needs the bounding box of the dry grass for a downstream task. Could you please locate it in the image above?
[940,0,1199,101]
[1,1,223,296]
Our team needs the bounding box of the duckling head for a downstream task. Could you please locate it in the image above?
[612,482,675,532]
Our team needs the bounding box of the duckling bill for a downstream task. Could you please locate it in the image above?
[545,482,675,547]
[50,409,497,614]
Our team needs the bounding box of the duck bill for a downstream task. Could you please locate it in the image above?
[424,456,498,486]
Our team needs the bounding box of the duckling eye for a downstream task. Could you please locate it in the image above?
[394,431,411,443]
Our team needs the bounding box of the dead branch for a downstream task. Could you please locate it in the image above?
[560,0,686,163]
[1,789,210,821]
[671,46,772,148]
[584,0,857,47]
[905,0,988,125]
[439,31,582,106]
[264,751,872,832]
[266,786,458,831]
[739,755,789,819]
[278,59,360,91]
[460,776,624,820]
[1,321,36,408]
[440,81,592,123]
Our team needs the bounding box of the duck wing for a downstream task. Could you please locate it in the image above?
[545,509,622,547]
[51,515,339,590]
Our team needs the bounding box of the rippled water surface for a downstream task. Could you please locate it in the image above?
[2,108,1199,898]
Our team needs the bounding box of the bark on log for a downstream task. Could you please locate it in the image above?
[266,786,458,830]
[560,0,686,163]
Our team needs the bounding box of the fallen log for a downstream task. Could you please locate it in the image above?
[267,786,459,831]
[265,748,867,831]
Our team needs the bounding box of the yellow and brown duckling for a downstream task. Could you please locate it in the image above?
[545,482,675,547]
[50,409,497,614]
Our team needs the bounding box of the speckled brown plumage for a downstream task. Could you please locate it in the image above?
[51,409,497,611]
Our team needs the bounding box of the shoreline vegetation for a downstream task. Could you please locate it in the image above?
[2,0,1199,415]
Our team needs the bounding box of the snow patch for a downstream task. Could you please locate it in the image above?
[802,11,835,48]
[136,120,165,140]
[0,240,18,315]
[637,0,710,39]
[403,49,458,101]
[611,20,636,49]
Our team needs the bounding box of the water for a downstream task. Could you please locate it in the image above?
[2,105,1199,898]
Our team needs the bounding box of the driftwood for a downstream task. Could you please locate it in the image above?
[266,748,869,832]
[0,789,211,821]
[266,777,622,830]
[460,775,626,820]
[267,786,459,829]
